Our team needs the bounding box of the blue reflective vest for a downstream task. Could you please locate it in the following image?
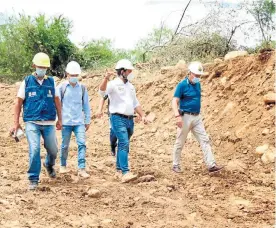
[23,75,56,122]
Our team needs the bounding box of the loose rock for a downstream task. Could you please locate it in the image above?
[138,175,156,183]
[263,93,275,104]
[255,144,269,157]
[87,189,101,198]
[261,149,275,164]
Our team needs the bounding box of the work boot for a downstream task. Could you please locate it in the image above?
[59,166,68,174]
[29,181,38,191]
[172,165,182,173]
[121,172,137,183]
[43,163,56,178]
[78,169,90,178]
[208,164,224,173]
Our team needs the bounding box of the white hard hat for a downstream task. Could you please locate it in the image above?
[66,61,81,74]
[115,59,134,70]
[188,61,204,75]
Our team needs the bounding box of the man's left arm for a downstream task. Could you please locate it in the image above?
[83,87,91,131]
[133,92,147,124]
[54,81,62,130]
[54,96,62,130]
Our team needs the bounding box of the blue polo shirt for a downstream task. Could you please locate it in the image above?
[173,77,201,113]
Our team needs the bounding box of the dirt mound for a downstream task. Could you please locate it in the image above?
[0,51,275,227]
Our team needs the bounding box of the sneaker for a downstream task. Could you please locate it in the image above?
[208,164,224,173]
[59,166,68,174]
[78,169,90,178]
[114,170,122,179]
[43,163,56,178]
[121,172,137,183]
[172,165,182,173]
[29,181,38,191]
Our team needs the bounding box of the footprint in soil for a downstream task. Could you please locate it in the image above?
[38,186,51,192]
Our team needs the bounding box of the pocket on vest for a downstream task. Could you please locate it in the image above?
[25,99,41,113]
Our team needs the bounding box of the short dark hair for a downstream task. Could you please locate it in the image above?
[116,68,126,76]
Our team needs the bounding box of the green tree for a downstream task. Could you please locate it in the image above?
[247,0,276,42]
[80,39,114,69]
[80,38,132,69]
[0,13,78,80]
[134,26,173,62]
[151,32,236,66]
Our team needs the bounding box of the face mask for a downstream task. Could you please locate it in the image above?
[36,68,47,78]
[127,72,135,81]
[69,77,78,84]
[192,77,200,84]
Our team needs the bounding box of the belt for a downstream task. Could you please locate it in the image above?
[179,110,199,116]
[112,113,134,119]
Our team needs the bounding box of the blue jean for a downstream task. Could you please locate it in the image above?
[60,125,86,169]
[110,127,117,153]
[25,122,58,182]
[110,114,134,174]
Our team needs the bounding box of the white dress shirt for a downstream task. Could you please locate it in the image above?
[99,77,140,116]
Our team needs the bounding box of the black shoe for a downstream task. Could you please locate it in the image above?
[208,164,224,173]
[43,163,56,178]
[111,150,116,156]
[111,146,116,156]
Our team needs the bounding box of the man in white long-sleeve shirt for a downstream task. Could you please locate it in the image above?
[99,59,147,183]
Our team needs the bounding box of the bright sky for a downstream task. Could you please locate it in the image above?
[1,0,263,49]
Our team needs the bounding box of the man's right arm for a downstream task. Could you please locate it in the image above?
[13,97,23,133]
[99,78,109,93]
[172,97,180,117]
[96,97,106,118]
[99,71,114,97]
[172,82,182,116]
[172,83,183,128]
[13,80,25,133]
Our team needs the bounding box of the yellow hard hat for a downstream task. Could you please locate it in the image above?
[32,52,50,67]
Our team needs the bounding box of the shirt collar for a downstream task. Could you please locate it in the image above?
[66,80,80,87]
[115,77,128,85]
[32,72,48,81]
[186,76,199,86]
[186,76,190,84]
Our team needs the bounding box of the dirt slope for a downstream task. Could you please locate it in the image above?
[0,51,275,228]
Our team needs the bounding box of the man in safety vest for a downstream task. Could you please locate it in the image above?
[13,52,62,190]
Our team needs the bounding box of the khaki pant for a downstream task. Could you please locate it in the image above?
[172,114,216,168]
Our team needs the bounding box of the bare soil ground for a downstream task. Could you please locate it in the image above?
[0,51,275,228]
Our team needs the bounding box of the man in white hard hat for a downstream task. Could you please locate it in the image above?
[12,52,62,190]
[56,61,91,178]
[172,61,223,173]
[99,59,147,183]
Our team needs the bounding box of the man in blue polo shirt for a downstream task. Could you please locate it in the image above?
[172,61,223,173]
